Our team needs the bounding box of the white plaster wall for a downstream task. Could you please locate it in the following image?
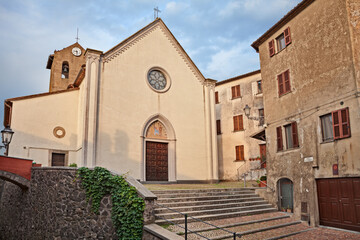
[215,72,266,180]
[8,90,80,166]
[96,26,210,180]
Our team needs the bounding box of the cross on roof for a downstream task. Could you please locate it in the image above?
[75,28,80,43]
[154,6,161,19]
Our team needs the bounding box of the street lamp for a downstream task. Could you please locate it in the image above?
[1,126,14,156]
[243,104,264,123]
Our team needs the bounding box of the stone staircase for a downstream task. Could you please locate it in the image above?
[152,188,314,239]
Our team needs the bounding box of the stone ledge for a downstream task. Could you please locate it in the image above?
[144,224,183,240]
[0,170,30,189]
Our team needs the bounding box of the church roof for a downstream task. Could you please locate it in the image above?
[251,0,315,51]
[5,88,79,103]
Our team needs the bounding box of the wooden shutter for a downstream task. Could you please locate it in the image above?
[215,91,219,104]
[284,70,291,93]
[276,126,283,151]
[239,115,243,130]
[269,39,275,57]
[216,120,221,135]
[291,122,299,147]
[332,110,341,139]
[284,27,292,45]
[236,85,241,97]
[340,108,350,138]
[278,73,284,96]
[231,86,236,98]
[240,145,244,161]
[233,116,239,131]
[235,146,240,160]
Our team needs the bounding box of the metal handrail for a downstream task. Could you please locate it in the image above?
[155,202,239,239]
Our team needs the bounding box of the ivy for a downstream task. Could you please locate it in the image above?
[77,167,145,240]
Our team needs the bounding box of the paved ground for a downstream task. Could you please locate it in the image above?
[284,227,360,240]
[144,181,258,190]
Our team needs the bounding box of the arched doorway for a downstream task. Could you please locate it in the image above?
[278,178,294,212]
[141,115,176,182]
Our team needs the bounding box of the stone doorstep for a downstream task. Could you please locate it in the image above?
[144,224,183,240]
[155,200,268,214]
[155,208,277,224]
[265,228,315,240]
[156,193,258,202]
[182,215,290,233]
[154,190,255,198]
[151,188,255,194]
[209,221,303,240]
[156,204,273,218]
[157,197,264,207]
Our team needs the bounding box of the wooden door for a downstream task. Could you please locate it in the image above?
[146,141,168,181]
[279,178,293,212]
[259,144,266,168]
[317,178,360,231]
[51,153,65,166]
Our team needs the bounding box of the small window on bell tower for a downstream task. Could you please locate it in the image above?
[61,61,69,79]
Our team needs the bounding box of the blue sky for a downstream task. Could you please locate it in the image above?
[0,0,302,134]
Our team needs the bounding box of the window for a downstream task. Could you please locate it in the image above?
[259,109,264,126]
[61,61,69,79]
[216,120,221,135]
[320,114,333,142]
[51,153,66,166]
[321,108,351,141]
[231,85,241,99]
[276,126,283,151]
[257,80,262,94]
[235,145,244,161]
[269,27,291,57]
[276,33,286,52]
[278,70,291,96]
[215,91,219,104]
[233,115,243,131]
[284,122,299,149]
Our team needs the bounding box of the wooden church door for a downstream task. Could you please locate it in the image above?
[146,141,168,181]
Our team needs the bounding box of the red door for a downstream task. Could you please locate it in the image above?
[259,144,266,168]
[146,141,168,181]
[317,177,360,231]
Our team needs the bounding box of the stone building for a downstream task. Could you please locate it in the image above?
[251,0,360,231]
[214,70,266,180]
[3,18,219,183]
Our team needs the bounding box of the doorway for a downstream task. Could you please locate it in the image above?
[146,141,168,181]
[278,178,294,212]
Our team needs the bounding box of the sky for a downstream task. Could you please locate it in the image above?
[0,0,302,135]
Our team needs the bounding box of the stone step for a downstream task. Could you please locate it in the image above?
[265,228,314,240]
[155,207,277,224]
[151,188,255,195]
[157,197,264,208]
[155,200,268,214]
[156,193,258,203]
[209,221,303,240]
[154,190,255,198]
[156,203,273,219]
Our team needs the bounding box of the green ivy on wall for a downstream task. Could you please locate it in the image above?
[77,167,145,239]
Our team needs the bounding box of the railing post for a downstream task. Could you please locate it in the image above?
[233,232,236,239]
[243,173,246,187]
[185,214,188,240]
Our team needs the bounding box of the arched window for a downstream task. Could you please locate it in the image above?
[61,61,69,79]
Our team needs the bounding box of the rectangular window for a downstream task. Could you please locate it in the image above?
[257,80,262,93]
[215,91,219,104]
[235,145,244,161]
[51,153,66,166]
[276,126,283,151]
[284,122,299,149]
[231,85,241,99]
[278,70,291,96]
[332,107,351,140]
[321,114,333,142]
[233,115,244,131]
[259,109,264,126]
[276,33,286,52]
[216,120,221,135]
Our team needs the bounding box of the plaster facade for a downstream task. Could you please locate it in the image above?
[253,0,360,228]
[215,71,266,180]
[5,19,218,183]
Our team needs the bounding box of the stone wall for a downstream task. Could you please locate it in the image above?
[0,168,117,239]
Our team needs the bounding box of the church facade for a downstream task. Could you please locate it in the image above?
[4,19,219,182]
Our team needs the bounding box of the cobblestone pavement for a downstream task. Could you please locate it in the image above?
[163,212,360,240]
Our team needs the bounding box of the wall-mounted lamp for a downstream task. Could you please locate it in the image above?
[243,104,264,122]
[1,126,14,156]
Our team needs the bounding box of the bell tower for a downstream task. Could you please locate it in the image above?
[46,42,86,92]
